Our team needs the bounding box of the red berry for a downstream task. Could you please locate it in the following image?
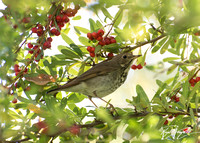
[14,64,19,72]
[47,37,53,42]
[75,5,80,10]
[13,24,18,29]
[56,15,62,22]
[90,52,95,57]
[110,39,116,44]
[90,47,95,53]
[108,53,114,58]
[15,71,20,76]
[28,50,33,54]
[66,12,73,17]
[43,41,51,49]
[57,22,64,27]
[67,8,73,13]
[31,27,37,33]
[72,9,78,16]
[50,28,57,35]
[27,43,33,48]
[37,24,43,29]
[91,32,98,39]
[69,125,80,135]
[189,78,196,87]
[175,96,180,102]
[55,30,60,36]
[164,120,168,125]
[96,36,103,41]
[98,40,105,46]
[12,98,17,103]
[33,45,39,51]
[168,115,173,119]
[104,38,111,45]
[48,14,52,19]
[131,65,137,70]
[137,64,143,69]
[62,15,69,23]
[24,68,28,73]
[87,33,93,40]
[97,29,104,36]
[196,77,200,82]
[37,28,43,36]
[87,46,92,52]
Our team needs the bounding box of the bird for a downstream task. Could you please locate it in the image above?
[47,52,141,107]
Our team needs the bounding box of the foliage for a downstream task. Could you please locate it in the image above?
[0,0,200,142]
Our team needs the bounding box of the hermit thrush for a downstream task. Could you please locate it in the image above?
[47,53,141,105]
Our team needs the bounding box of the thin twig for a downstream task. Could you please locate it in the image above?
[105,8,123,37]
[123,34,166,52]
[14,32,33,54]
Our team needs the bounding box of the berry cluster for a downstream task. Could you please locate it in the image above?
[31,24,44,37]
[86,29,117,57]
[27,43,43,62]
[189,77,200,87]
[49,6,79,36]
[131,62,146,70]
[28,5,80,63]
[14,64,27,76]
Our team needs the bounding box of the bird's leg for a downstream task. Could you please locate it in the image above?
[93,91,118,116]
[88,96,98,108]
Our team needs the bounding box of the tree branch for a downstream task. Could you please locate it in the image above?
[123,34,166,52]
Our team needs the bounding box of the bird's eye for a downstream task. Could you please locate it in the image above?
[123,55,127,59]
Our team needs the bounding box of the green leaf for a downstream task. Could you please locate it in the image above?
[189,108,196,124]
[89,18,97,32]
[96,20,104,29]
[136,85,150,110]
[58,45,80,59]
[101,7,113,20]
[163,57,180,62]
[103,43,120,53]
[167,64,177,74]
[182,81,189,99]
[74,26,81,35]
[152,36,168,53]
[74,26,90,34]
[113,9,123,27]
[191,41,199,50]
[95,45,102,54]
[72,15,81,20]
[70,44,83,58]
[61,33,74,45]
[160,38,170,54]
[68,93,87,103]
[174,38,184,54]
[79,36,91,46]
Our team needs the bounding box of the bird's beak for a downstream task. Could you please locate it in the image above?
[132,55,142,59]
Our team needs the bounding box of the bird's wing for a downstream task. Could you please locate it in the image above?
[59,60,119,89]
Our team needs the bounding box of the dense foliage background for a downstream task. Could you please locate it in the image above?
[0,0,200,142]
